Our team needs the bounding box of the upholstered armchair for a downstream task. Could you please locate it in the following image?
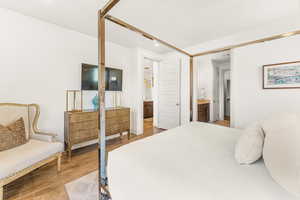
[0,103,63,200]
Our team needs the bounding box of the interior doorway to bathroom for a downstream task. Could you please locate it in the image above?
[212,53,231,127]
[143,58,159,134]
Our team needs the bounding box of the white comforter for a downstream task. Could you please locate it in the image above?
[108,122,298,200]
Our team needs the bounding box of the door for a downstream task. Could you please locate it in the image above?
[157,61,181,129]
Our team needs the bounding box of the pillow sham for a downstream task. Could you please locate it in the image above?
[235,123,264,164]
[262,113,300,197]
[0,117,27,151]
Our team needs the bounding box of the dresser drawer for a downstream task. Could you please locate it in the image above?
[70,129,98,144]
[69,112,98,123]
[70,120,98,132]
[118,108,130,116]
[119,117,129,124]
[106,124,121,136]
[106,110,116,118]
[121,121,130,130]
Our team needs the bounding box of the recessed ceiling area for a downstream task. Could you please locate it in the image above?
[0,0,299,53]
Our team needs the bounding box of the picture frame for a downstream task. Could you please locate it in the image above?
[263,61,300,89]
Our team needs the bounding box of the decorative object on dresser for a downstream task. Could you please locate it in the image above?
[66,90,83,111]
[92,94,99,110]
[91,92,122,109]
[64,107,130,159]
[144,101,153,118]
[197,99,210,122]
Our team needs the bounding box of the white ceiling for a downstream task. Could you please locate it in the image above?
[1,0,299,53]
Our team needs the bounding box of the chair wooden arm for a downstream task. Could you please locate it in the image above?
[32,132,58,142]
[34,131,58,137]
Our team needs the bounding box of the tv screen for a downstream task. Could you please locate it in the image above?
[81,64,123,91]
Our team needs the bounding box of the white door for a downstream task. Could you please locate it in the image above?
[158,61,181,129]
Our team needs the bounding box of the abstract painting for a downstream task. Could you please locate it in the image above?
[263,61,300,89]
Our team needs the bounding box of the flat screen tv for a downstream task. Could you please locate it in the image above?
[81,63,123,91]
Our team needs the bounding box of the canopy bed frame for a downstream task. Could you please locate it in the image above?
[97,1,300,199]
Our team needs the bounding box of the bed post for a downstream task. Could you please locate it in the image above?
[98,1,120,200]
[0,184,3,200]
[98,10,110,200]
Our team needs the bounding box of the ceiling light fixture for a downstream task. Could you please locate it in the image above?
[154,40,160,47]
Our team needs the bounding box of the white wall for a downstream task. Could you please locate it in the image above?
[231,34,300,128]
[0,8,137,141]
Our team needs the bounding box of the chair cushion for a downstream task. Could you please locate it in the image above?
[0,117,27,151]
[0,139,63,179]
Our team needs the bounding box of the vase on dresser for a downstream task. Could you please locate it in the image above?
[92,94,99,110]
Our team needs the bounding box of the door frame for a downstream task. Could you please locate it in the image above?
[137,50,162,135]
[137,50,184,134]
[212,61,220,121]
[212,60,231,122]
[143,57,160,128]
[218,68,230,120]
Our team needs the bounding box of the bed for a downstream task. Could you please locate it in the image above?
[107,122,297,200]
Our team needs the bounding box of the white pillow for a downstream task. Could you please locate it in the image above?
[262,113,300,197]
[235,123,265,164]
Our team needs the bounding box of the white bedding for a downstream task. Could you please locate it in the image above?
[108,122,298,200]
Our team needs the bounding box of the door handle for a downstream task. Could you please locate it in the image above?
[176,103,180,106]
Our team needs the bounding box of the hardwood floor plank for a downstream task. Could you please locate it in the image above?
[213,120,230,127]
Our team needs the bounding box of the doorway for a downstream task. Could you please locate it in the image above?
[212,54,231,127]
[143,58,159,134]
[142,57,181,132]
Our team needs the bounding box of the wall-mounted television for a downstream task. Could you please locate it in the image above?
[81,63,123,91]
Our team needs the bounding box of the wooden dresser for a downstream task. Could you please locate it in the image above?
[197,100,210,122]
[144,101,153,118]
[64,107,130,158]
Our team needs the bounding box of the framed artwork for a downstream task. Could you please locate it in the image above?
[263,61,300,89]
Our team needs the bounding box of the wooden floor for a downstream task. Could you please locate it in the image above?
[213,120,230,127]
[4,122,164,200]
